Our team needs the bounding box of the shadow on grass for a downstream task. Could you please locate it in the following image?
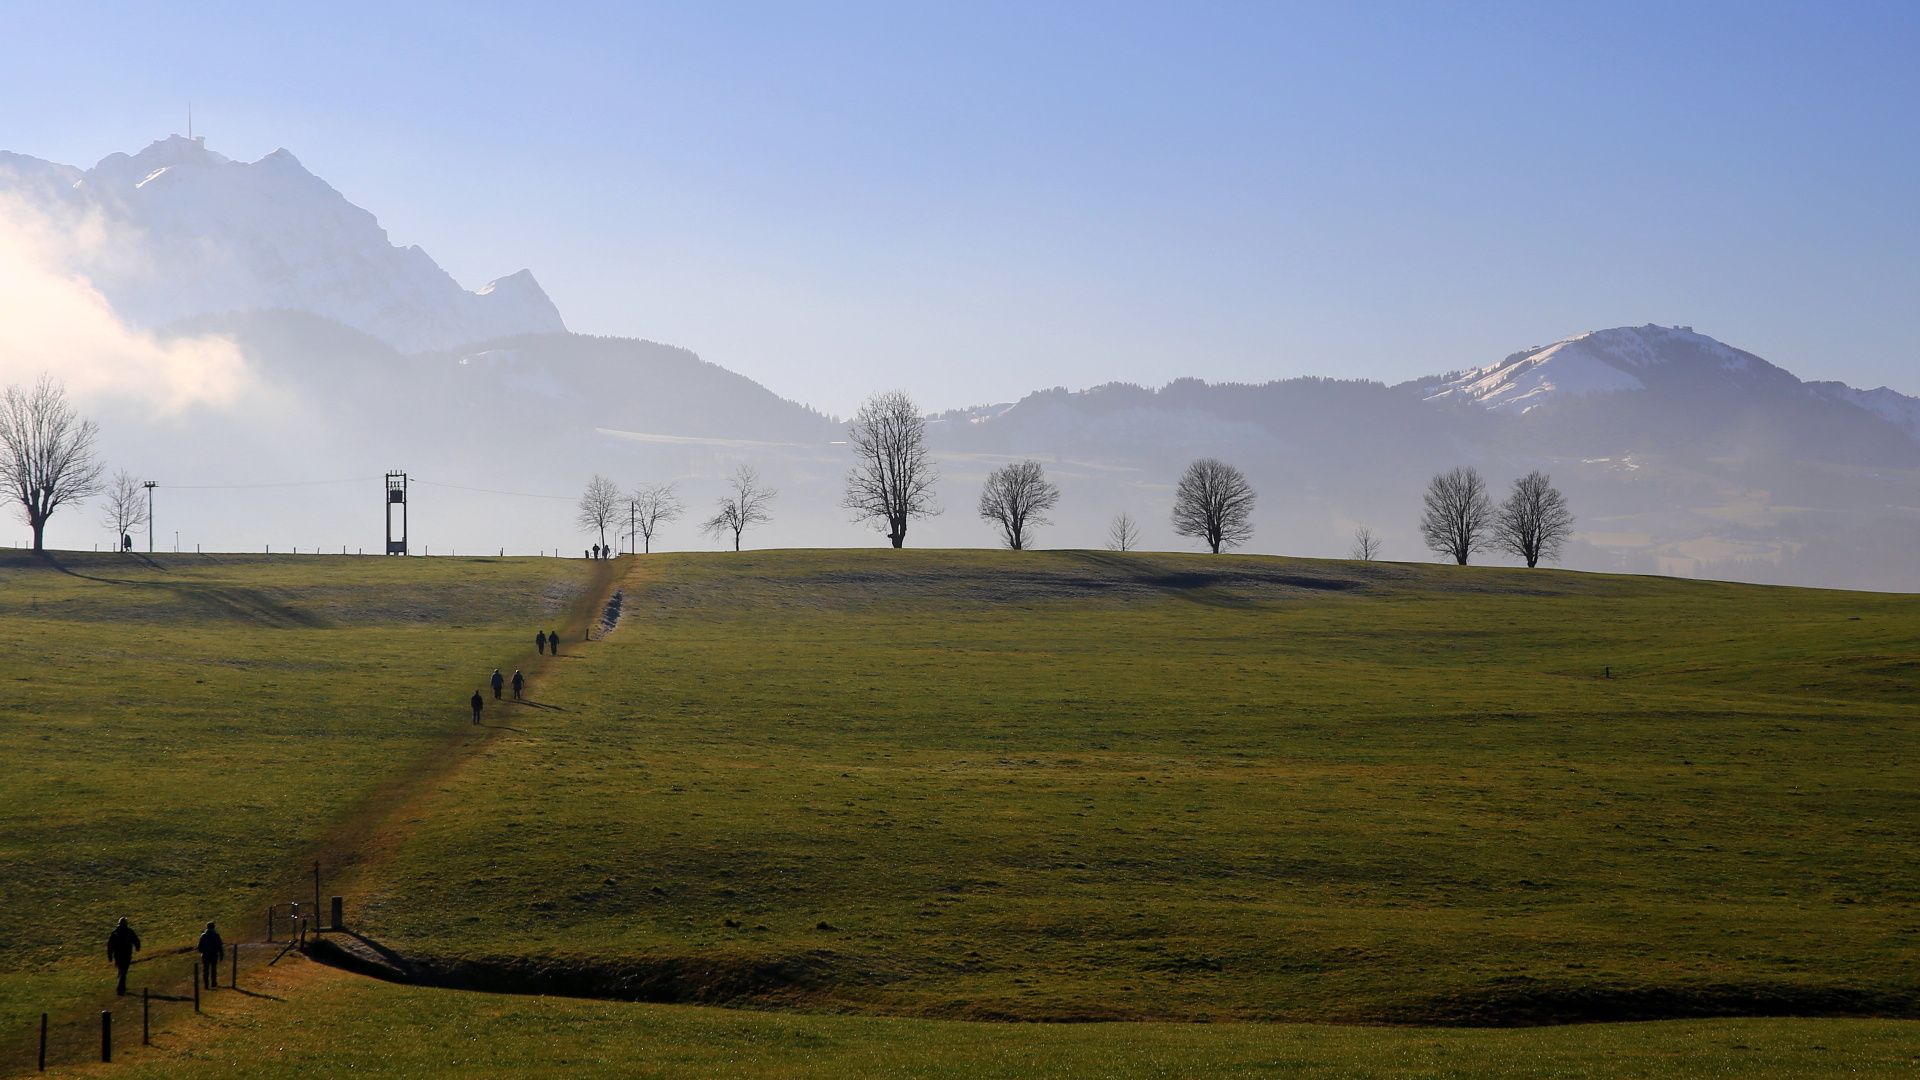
[30,551,330,629]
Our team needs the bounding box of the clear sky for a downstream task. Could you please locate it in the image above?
[3,1,1916,417]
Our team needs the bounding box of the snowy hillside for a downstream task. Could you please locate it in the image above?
[0,135,564,352]
[1407,324,1800,413]
[1808,381,1920,440]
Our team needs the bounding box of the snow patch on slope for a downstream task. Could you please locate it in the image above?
[1413,324,1767,413]
[1809,381,1920,440]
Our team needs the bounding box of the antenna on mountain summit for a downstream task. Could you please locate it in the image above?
[187,102,192,141]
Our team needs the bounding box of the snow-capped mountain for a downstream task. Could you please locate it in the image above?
[1407,324,1807,413]
[1402,323,1920,449]
[0,135,564,352]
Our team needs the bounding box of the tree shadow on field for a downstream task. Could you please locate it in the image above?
[479,722,529,734]
[32,551,330,628]
[512,700,565,711]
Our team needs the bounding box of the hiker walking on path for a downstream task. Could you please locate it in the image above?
[511,669,524,700]
[197,923,223,989]
[536,630,547,655]
[548,630,560,655]
[470,690,484,724]
[106,917,141,995]
[491,668,505,699]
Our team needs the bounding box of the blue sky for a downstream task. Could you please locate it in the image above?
[3,1,1916,415]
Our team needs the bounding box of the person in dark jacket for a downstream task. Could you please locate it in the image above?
[197,922,224,989]
[536,630,547,655]
[547,630,560,656]
[470,690,484,724]
[106,917,141,994]
[490,668,504,699]
[511,669,524,700]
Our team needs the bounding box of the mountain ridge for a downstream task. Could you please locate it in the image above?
[0,136,564,353]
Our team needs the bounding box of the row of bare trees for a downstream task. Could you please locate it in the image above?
[578,466,781,554]
[1350,467,1572,567]
[842,390,1264,554]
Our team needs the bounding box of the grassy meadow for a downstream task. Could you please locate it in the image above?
[10,545,1920,1078]
[59,959,1920,1079]
[348,549,1920,1024]
[0,550,592,1068]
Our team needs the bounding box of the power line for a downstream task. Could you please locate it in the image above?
[142,476,574,501]
[411,479,573,501]
[162,477,378,490]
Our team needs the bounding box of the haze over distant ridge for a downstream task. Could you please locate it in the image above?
[0,135,565,353]
[5,135,1920,591]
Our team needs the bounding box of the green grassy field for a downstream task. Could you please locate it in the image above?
[0,550,592,1068]
[10,546,1920,1077]
[350,550,1920,1025]
[63,960,1920,1079]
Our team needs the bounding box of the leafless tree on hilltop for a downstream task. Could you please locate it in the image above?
[1171,458,1255,554]
[577,474,622,553]
[704,465,777,551]
[626,482,683,554]
[1350,525,1381,561]
[1420,467,1492,565]
[843,390,939,548]
[100,470,149,550]
[1494,471,1574,567]
[978,460,1061,550]
[0,376,104,551]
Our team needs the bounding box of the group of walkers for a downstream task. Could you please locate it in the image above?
[585,544,615,559]
[106,917,226,994]
[468,628,563,723]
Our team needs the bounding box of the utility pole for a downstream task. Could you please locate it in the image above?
[628,499,636,555]
[143,481,156,553]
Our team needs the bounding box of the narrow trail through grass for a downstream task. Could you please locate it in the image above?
[342,550,1920,1026]
[0,550,612,1073]
[14,548,1920,1077]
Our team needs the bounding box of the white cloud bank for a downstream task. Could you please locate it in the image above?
[0,194,251,411]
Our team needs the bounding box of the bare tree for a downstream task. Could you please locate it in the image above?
[977,460,1061,550]
[1494,471,1574,568]
[1106,511,1140,552]
[576,474,621,553]
[99,470,148,551]
[1350,525,1381,561]
[702,465,777,551]
[1170,458,1256,554]
[843,390,940,547]
[625,482,683,554]
[1419,466,1493,565]
[0,376,104,551]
